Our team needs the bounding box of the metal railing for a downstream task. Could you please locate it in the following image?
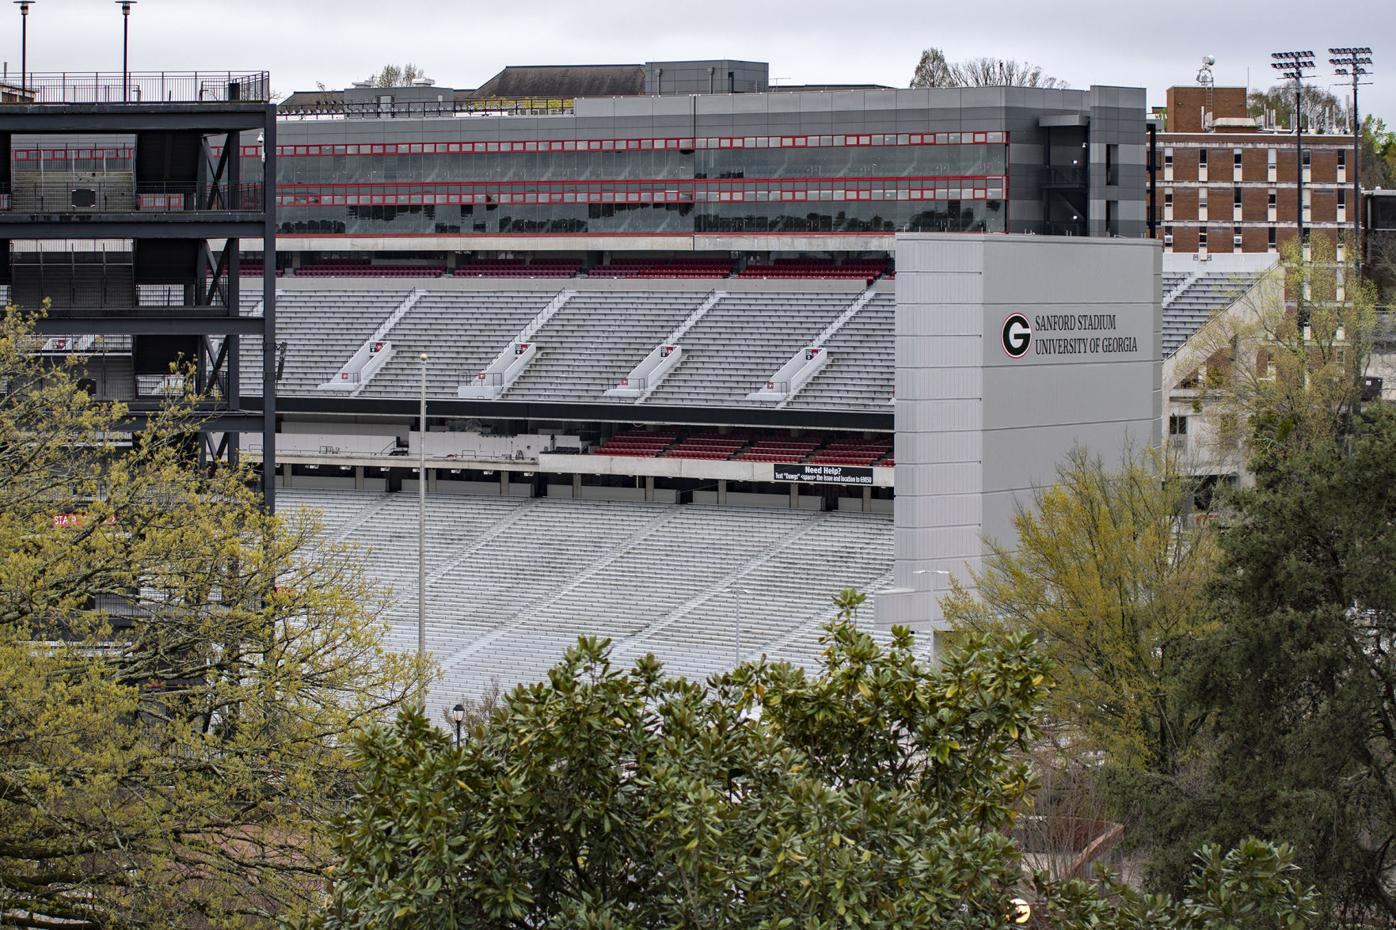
[5,71,271,105]
[280,96,574,121]
[136,374,187,397]
[3,179,265,212]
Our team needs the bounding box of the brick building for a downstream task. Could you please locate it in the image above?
[1153,84,1357,256]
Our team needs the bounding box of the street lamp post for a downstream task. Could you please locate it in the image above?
[449,703,466,749]
[115,1,136,102]
[417,353,428,710]
[1271,51,1316,255]
[13,1,33,94]
[1330,48,1374,275]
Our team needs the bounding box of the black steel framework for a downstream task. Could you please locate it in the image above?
[0,76,278,509]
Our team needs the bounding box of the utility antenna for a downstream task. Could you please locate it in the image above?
[1197,55,1216,129]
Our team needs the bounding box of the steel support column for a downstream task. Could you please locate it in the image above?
[261,109,277,512]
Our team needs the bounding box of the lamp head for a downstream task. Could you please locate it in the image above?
[449,703,467,723]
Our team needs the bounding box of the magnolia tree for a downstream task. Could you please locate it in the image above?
[313,592,1316,930]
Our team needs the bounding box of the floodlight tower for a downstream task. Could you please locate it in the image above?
[14,1,35,93]
[1330,47,1374,273]
[115,1,136,101]
[1271,51,1316,250]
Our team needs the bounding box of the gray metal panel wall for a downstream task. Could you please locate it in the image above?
[877,232,1161,635]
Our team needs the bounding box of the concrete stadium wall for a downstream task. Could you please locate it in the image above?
[876,232,1161,633]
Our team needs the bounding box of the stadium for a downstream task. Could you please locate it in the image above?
[0,58,1287,715]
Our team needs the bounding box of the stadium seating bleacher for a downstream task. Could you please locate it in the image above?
[738,259,888,280]
[453,259,581,278]
[277,487,899,708]
[586,259,733,279]
[297,259,446,278]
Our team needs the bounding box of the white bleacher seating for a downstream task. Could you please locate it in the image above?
[503,291,706,401]
[240,283,914,412]
[1162,272,1260,357]
[784,293,895,411]
[357,291,555,400]
[644,292,853,407]
[277,488,895,711]
[241,290,409,394]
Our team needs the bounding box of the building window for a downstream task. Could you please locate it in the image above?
[1233,225,1243,246]
[1164,148,1173,169]
[1233,185,1242,209]
[1198,149,1208,169]
[1164,224,1173,245]
[1164,190,1173,208]
[1169,415,1189,436]
[1268,191,1277,209]
[1198,188,1208,208]
[1105,199,1117,235]
[1338,188,1347,209]
[1106,143,1120,186]
[1234,148,1243,170]
[1268,226,1277,250]
[1199,228,1208,248]
[1302,149,1312,167]
[1338,150,1346,170]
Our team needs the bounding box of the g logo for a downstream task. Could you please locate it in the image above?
[1001,313,1032,358]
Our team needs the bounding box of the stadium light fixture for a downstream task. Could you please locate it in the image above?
[13,1,34,94]
[1271,51,1316,252]
[115,1,136,102]
[1330,47,1375,275]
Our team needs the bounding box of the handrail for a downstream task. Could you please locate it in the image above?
[5,71,271,105]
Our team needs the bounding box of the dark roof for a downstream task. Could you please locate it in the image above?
[470,64,645,99]
[281,89,346,112]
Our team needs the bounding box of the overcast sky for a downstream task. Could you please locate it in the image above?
[7,0,1393,119]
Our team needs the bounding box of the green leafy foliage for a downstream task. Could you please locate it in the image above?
[1145,404,1396,924]
[942,447,1215,777]
[1037,839,1319,930]
[317,598,1317,930]
[0,309,414,929]
[319,622,1046,930]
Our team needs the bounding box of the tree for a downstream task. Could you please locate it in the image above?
[317,613,1045,930]
[910,48,955,88]
[314,593,1316,930]
[941,447,1216,780]
[1174,233,1378,473]
[910,46,1067,89]
[0,308,415,929]
[370,63,427,88]
[1359,115,1396,191]
[1247,84,1346,132]
[1037,839,1319,930]
[1145,403,1396,924]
